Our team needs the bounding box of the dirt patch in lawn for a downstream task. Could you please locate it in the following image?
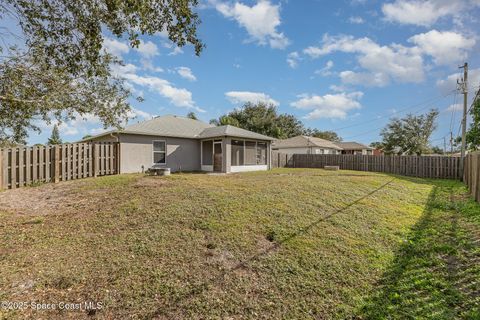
[0,178,117,216]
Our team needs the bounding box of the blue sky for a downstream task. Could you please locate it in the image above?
[28,0,480,147]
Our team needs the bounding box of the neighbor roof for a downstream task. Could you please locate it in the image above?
[80,115,273,141]
[197,125,274,140]
[334,142,373,150]
[272,136,343,150]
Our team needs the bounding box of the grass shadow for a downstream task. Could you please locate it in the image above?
[359,179,480,319]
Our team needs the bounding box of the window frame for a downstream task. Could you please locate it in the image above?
[230,139,268,166]
[152,140,167,165]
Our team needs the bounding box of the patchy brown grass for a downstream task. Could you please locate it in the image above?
[0,169,478,319]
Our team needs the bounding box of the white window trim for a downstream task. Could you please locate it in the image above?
[152,140,166,165]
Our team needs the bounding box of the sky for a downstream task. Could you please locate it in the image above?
[26,0,480,147]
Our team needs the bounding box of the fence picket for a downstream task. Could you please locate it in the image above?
[0,142,118,190]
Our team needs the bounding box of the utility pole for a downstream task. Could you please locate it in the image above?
[444,136,447,154]
[450,132,454,154]
[459,62,468,180]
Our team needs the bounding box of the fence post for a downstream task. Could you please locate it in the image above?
[0,149,3,190]
[53,145,60,183]
[116,142,121,174]
[93,143,99,177]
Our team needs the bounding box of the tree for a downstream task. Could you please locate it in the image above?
[303,128,342,142]
[381,109,439,155]
[47,125,62,145]
[210,102,304,139]
[370,141,384,149]
[0,0,203,144]
[186,112,198,120]
[466,98,480,151]
[429,146,444,154]
[82,134,93,140]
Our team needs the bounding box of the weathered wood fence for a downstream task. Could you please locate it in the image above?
[464,152,480,202]
[0,142,119,190]
[272,152,462,179]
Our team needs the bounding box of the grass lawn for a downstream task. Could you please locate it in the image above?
[0,168,479,319]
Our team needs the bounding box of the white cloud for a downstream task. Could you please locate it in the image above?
[176,67,197,81]
[315,60,334,76]
[302,31,477,87]
[111,62,202,111]
[103,38,130,57]
[225,91,279,106]
[111,63,138,75]
[214,0,290,49]
[381,0,480,26]
[127,107,154,120]
[340,71,390,87]
[168,47,184,56]
[436,67,480,94]
[287,51,301,68]
[291,91,363,119]
[304,34,424,86]
[135,40,159,58]
[408,30,476,65]
[348,16,365,24]
[447,103,463,112]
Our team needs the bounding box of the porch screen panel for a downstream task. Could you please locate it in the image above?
[231,140,244,166]
[245,141,256,165]
[256,142,267,165]
[202,140,213,165]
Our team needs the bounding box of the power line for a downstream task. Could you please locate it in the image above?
[331,91,455,132]
[341,92,454,140]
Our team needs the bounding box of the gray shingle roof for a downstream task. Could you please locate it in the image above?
[122,115,214,138]
[272,136,343,150]
[334,141,373,150]
[81,115,274,141]
[197,125,274,140]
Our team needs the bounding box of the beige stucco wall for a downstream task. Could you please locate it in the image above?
[117,134,201,173]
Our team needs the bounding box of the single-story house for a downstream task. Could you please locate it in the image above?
[82,115,274,173]
[272,136,343,155]
[334,142,374,155]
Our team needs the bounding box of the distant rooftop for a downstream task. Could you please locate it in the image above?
[272,136,343,150]
[334,141,373,150]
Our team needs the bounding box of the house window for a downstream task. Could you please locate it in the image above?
[231,140,244,166]
[202,140,213,165]
[153,140,166,164]
[256,142,267,165]
[245,141,257,165]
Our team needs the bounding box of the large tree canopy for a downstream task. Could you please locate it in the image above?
[303,128,342,142]
[380,109,439,155]
[0,0,203,144]
[210,102,305,139]
[466,98,480,151]
[210,102,343,141]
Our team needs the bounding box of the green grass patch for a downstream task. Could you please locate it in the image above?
[0,169,478,319]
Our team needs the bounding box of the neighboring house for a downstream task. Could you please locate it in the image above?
[272,136,343,155]
[82,115,274,173]
[335,142,374,155]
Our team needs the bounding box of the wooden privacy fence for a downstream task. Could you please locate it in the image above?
[271,151,294,168]
[272,153,462,179]
[464,152,480,202]
[0,142,119,190]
